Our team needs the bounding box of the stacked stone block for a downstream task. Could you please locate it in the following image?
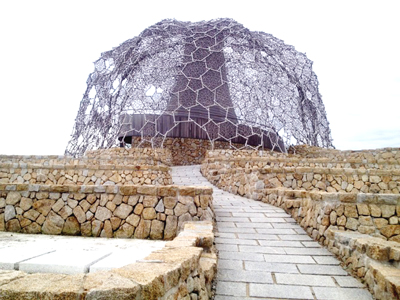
[328,231,400,299]
[201,145,400,299]
[0,163,171,186]
[0,184,213,240]
[0,221,217,299]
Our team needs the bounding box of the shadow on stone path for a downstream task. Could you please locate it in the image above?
[172,165,373,300]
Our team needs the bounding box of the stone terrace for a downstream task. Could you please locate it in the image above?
[201,146,400,299]
[173,165,373,300]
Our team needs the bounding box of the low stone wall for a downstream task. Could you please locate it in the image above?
[328,230,400,299]
[289,145,400,164]
[0,153,168,167]
[0,163,172,186]
[208,146,400,167]
[0,221,217,299]
[202,146,400,299]
[202,147,400,242]
[263,189,400,242]
[204,165,400,194]
[85,147,173,166]
[0,184,213,240]
[132,137,247,166]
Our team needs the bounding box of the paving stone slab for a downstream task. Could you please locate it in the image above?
[256,228,298,234]
[272,223,303,229]
[245,261,299,273]
[284,247,333,256]
[250,217,288,223]
[216,233,237,238]
[313,256,341,265]
[237,233,280,240]
[231,212,267,218]
[19,250,111,274]
[334,276,365,288]
[278,234,313,241]
[218,269,273,283]
[298,264,348,275]
[249,283,314,299]
[264,254,315,264]
[275,273,336,287]
[219,251,265,261]
[258,240,304,247]
[215,237,258,245]
[217,227,257,233]
[235,222,274,228]
[0,248,56,270]
[313,286,373,300]
[301,241,322,247]
[239,245,286,254]
[218,259,244,270]
[216,244,239,252]
[216,281,247,296]
[89,248,154,272]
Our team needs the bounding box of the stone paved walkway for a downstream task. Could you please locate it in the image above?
[172,165,373,300]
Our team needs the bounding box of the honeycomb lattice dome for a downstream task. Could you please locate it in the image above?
[66,18,333,156]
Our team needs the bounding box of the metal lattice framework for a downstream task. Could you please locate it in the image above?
[66,18,333,157]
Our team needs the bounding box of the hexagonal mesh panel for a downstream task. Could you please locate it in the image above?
[66,18,333,157]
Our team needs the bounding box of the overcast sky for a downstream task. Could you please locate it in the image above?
[0,0,399,155]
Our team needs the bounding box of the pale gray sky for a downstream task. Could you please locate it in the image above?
[1,0,399,155]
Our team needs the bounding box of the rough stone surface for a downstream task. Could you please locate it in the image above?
[62,216,80,235]
[5,192,21,205]
[95,206,112,222]
[42,211,65,235]
[114,203,133,219]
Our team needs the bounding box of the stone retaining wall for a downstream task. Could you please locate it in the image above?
[201,146,400,299]
[0,221,217,299]
[328,230,400,299]
[0,163,172,186]
[204,165,400,194]
[206,155,400,170]
[208,146,400,166]
[289,145,400,163]
[85,147,173,166]
[257,189,400,243]
[0,184,213,240]
[0,154,168,167]
[132,137,247,166]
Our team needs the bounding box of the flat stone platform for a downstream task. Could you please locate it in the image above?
[0,232,165,274]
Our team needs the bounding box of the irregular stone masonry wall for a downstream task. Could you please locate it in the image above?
[204,165,400,194]
[132,137,248,166]
[0,184,214,240]
[0,163,172,186]
[85,147,173,166]
[0,221,217,299]
[0,153,169,167]
[202,146,400,299]
[327,230,400,299]
[208,146,400,167]
[205,156,400,170]
[289,145,400,163]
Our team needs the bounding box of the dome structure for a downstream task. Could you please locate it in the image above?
[66,18,333,157]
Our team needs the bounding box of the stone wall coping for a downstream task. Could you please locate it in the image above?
[260,188,400,205]
[207,147,400,162]
[204,156,400,167]
[0,221,217,299]
[329,230,400,299]
[0,162,170,172]
[0,183,213,196]
[210,165,400,177]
